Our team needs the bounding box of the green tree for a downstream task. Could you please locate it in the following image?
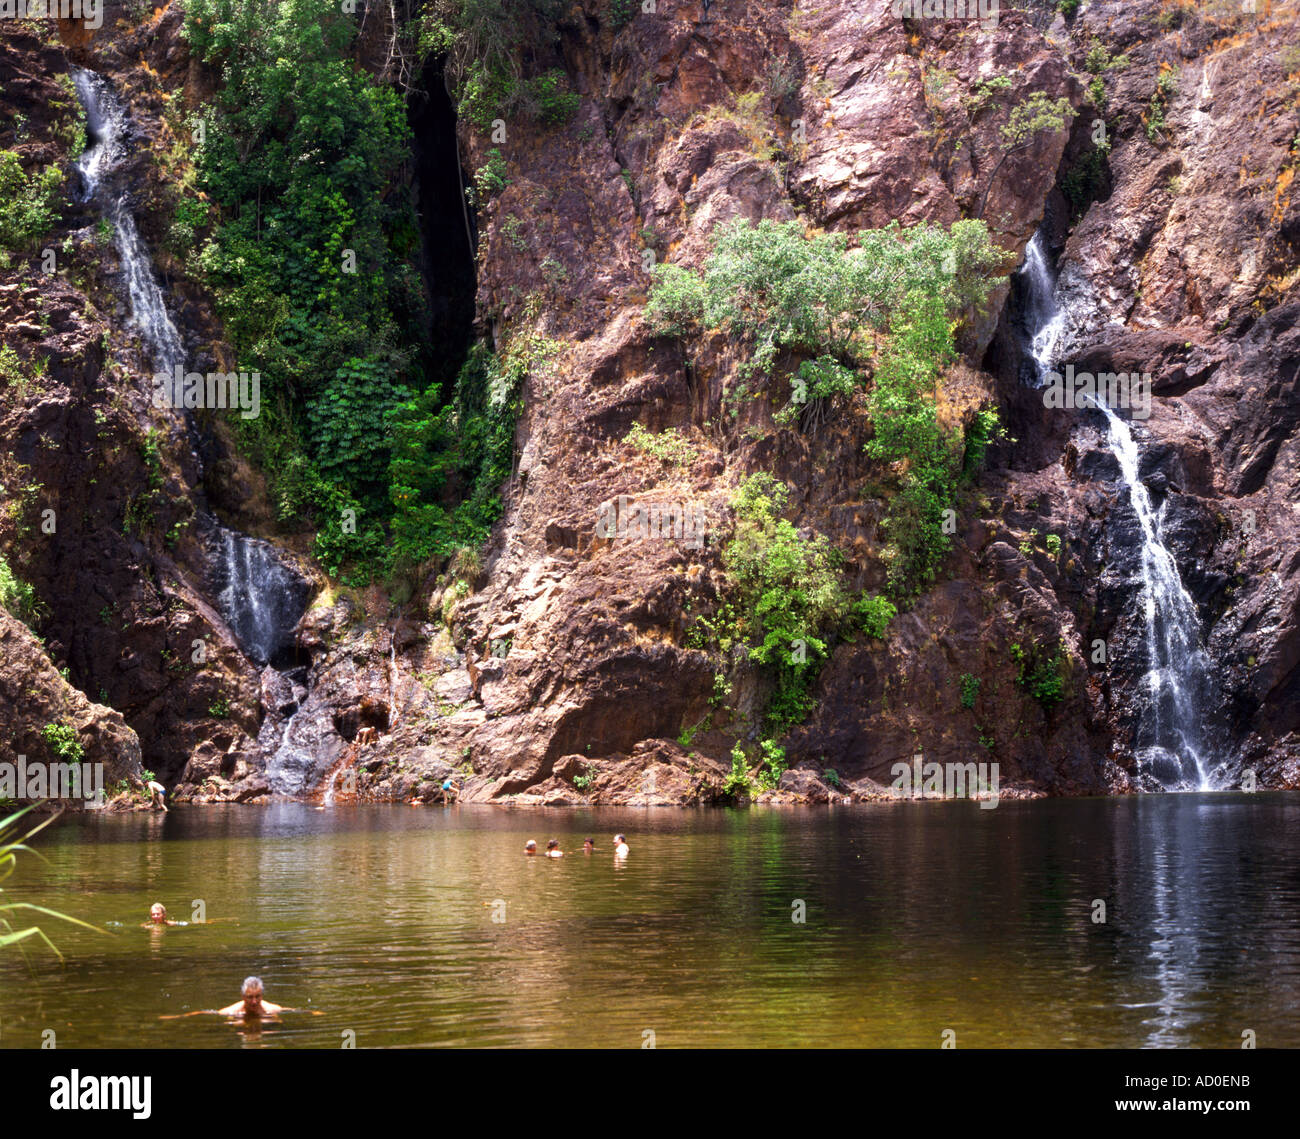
[978,93,1078,217]
[0,150,62,256]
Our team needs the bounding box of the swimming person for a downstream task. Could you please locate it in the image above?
[583,837,595,854]
[525,840,538,855]
[161,977,320,1022]
[143,903,184,927]
[614,834,629,857]
[546,839,564,858]
[217,976,283,1019]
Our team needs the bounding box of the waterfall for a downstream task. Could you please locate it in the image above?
[1016,230,1067,386]
[212,528,310,667]
[1091,404,1213,790]
[72,70,185,373]
[74,68,322,795]
[1017,227,1215,791]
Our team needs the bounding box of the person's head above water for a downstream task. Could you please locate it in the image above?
[614,834,626,844]
[212,975,285,1019]
[583,837,595,852]
[547,839,559,850]
[524,840,537,854]
[149,903,167,922]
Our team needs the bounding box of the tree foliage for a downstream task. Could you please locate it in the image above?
[181,1,527,581]
[647,217,1007,595]
[0,151,62,257]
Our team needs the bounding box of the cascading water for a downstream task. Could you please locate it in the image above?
[1017,227,1216,791]
[1017,230,1067,386]
[213,528,310,667]
[73,69,185,373]
[74,69,319,795]
[1091,404,1214,790]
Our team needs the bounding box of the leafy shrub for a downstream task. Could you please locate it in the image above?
[962,406,1005,477]
[528,69,580,125]
[649,217,1001,379]
[474,148,509,203]
[755,740,788,791]
[1000,93,1077,150]
[420,0,573,130]
[167,196,211,255]
[624,422,695,465]
[1010,640,1067,710]
[723,473,848,731]
[0,150,63,254]
[853,594,896,640]
[644,263,706,336]
[41,723,84,763]
[308,357,410,493]
[607,0,635,29]
[647,217,1005,594]
[0,556,43,629]
[959,673,980,710]
[776,356,857,428]
[723,743,752,798]
[385,328,552,574]
[1146,65,1178,143]
[184,0,421,572]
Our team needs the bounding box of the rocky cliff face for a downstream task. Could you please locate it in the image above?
[1,10,277,800]
[1,1,1297,806]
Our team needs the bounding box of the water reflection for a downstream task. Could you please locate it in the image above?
[1,797,1297,1047]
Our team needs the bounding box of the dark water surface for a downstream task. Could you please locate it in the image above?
[2,795,1298,1048]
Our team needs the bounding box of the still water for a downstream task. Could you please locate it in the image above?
[2,795,1298,1048]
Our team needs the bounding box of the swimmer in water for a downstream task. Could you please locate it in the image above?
[546,839,563,858]
[525,839,538,855]
[613,834,629,857]
[143,903,185,928]
[160,976,319,1021]
[583,837,595,854]
[217,976,282,1018]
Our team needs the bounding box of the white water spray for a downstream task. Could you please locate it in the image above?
[1019,227,1215,790]
[74,69,319,795]
[72,70,185,373]
[1090,402,1213,790]
[1017,230,1067,386]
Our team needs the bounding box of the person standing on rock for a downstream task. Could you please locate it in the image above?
[613,834,629,858]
